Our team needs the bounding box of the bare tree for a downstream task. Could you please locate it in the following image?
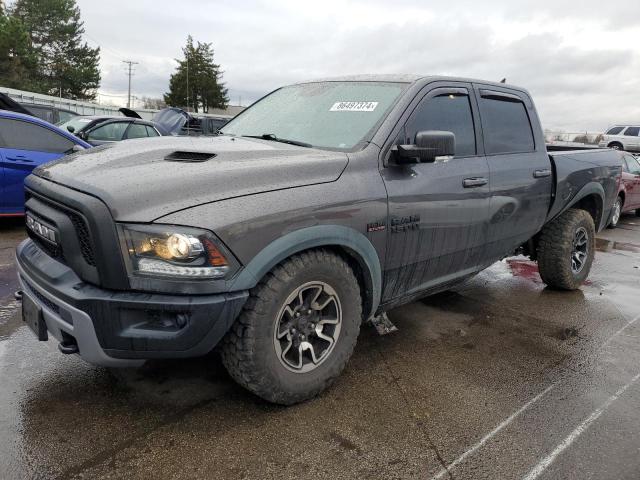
[141,96,166,110]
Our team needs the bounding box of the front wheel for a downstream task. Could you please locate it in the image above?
[537,209,596,290]
[221,249,362,405]
[607,196,623,228]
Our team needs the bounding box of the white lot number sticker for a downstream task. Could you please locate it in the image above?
[330,101,378,112]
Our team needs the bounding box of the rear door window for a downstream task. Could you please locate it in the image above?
[125,123,149,139]
[0,118,75,153]
[87,122,129,141]
[624,127,640,136]
[145,125,159,137]
[405,91,477,157]
[606,126,624,135]
[57,110,77,124]
[479,95,535,154]
[627,156,640,174]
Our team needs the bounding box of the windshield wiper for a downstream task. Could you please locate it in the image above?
[242,133,312,148]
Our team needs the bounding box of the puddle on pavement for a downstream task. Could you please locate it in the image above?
[505,258,600,287]
[595,238,640,253]
[506,258,542,283]
[0,299,20,326]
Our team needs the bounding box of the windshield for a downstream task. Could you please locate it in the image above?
[58,116,95,132]
[221,81,408,150]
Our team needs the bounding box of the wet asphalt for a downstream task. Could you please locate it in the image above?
[1,215,639,480]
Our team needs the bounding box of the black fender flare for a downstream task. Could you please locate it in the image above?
[229,225,382,318]
[554,181,606,230]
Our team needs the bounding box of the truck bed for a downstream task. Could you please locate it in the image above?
[546,147,622,230]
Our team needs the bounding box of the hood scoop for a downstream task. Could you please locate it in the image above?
[164,151,216,163]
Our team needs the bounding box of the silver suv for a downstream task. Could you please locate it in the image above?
[599,125,640,151]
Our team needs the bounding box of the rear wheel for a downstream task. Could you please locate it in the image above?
[537,209,596,290]
[608,142,623,150]
[607,196,623,228]
[221,249,362,405]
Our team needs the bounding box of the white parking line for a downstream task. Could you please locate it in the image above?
[603,314,640,346]
[429,314,640,480]
[521,372,640,480]
[429,384,556,480]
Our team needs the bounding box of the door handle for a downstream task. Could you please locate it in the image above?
[463,177,488,188]
[533,169,552,178]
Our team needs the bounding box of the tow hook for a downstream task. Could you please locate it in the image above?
[58,341,79,355]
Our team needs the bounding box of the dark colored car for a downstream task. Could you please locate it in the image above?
[20,103,79,125]
[16,75,621,405]
[0,110,91,216]
[608,152,640,227]
[200,116,230,135]
[152,107,230,136]
[0,93,79,125]
[58,115,164,146]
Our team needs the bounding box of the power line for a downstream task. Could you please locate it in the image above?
[97,92,128,97]
[83,32,127,59]
[122,60,139,108]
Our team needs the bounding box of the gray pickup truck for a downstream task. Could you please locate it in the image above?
[16,75,621,404]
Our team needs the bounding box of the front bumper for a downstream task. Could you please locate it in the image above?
[17,239,248,367]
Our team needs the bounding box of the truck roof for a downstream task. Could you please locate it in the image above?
[295,74,522,91]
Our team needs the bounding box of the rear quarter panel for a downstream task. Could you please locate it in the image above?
[547,149,622,230]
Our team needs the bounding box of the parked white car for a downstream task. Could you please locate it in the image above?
[599,125,640,151]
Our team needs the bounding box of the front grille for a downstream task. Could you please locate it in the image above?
[26,193,97,267]
[27,230,63,260]
[67,211,96,266]
[24,179,129,290]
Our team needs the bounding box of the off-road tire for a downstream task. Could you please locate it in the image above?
[221,249,362,405]
[607,196,623,229]
[537,209,595,290]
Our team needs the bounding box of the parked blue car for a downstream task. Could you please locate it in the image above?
[0,110,91,216]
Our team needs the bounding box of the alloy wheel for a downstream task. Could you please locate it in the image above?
[611,199,621,226]
[273,281,342,373]
[571,226,589,274]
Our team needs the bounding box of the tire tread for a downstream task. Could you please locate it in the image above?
[221,249,361,405]
[537,209,595,290]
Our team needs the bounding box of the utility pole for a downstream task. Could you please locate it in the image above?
[122,60,138,108]
[186,53,189,113]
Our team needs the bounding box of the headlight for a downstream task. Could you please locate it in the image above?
[119,224,234,279]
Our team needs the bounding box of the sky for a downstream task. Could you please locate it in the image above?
[73,0,640,132]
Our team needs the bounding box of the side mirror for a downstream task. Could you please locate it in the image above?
[391,130,455,164]
[66,125,75,133]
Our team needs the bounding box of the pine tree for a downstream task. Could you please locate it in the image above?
[164,36,228,113]
[0,9,38,89]
[10,0,100,99]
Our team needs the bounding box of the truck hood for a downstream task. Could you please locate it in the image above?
[34,136,349,222]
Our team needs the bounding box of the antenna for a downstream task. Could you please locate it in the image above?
[122,60,139,108]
